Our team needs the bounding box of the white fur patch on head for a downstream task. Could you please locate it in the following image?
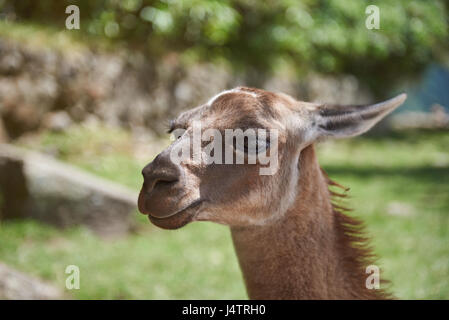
[275,149,301,218]
[207,88,258,106]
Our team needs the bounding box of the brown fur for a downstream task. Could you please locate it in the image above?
[231,145,391,299]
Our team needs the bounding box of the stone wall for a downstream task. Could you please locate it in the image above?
[0,37,373,141]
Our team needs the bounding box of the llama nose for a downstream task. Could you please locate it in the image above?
[142,153,180,193]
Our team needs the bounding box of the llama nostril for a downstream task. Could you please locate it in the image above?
[142,152,180,193]
[153,177,178,188]
[142,167,180,193]
[145,176,178,194]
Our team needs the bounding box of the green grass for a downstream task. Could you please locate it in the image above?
[0,220,245,299]
[317,130,449,299]
[0,20,119,54]
[1,126,448,299]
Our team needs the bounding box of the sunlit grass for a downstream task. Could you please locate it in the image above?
[1,127,448,299]
[0,219,245,299]
[317,130,449,299]
[0,20,114,53]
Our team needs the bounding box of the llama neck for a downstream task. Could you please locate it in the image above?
[230,145,387,299]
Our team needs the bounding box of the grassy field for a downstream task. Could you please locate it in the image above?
[0,125,448,299]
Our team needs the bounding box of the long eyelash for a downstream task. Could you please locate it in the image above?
[165,119,175,134]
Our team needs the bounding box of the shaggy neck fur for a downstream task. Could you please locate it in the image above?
[230,145,391,299]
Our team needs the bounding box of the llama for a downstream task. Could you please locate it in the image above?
[138,87,406,299]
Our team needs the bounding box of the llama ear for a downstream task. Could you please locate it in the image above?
[312,94,407,139]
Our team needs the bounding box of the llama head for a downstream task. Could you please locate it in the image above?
[138,87,406,229]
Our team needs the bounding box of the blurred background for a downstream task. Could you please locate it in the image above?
[0,0,448,299]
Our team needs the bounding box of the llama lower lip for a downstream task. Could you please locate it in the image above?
[148,199,203,220]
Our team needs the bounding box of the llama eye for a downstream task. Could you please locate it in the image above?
[232,135,270,154]
[256,138,270,153]
[170,128,186,141]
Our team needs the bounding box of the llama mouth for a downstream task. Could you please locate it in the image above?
[148,199,204,220]
[147,199,204,229]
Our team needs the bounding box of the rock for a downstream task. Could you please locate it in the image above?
[0,48,23,76]
[0,118,9,142]
[43,111,73,132]
[389,104,449,130]
[1,99,41,139]
[0,155,29,220]
[0,144,138,237]
[307,74,373,104]
[0,263,63,300]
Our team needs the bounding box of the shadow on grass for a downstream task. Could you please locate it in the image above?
[323,165,449,210]
[323,165,449,185]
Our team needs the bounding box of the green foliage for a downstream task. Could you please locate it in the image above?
[2,128,449,299]
[2,0,448,94]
